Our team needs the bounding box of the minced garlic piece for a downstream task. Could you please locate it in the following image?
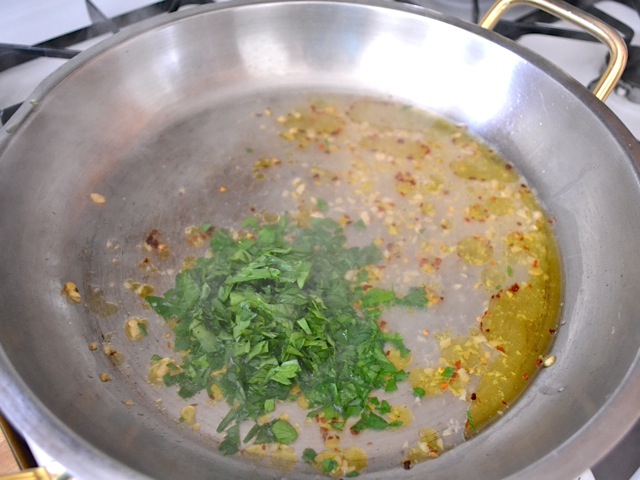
[323,432,340,449]
[148,357,182,385]
[388,405,412,428]
[179,405,197,429]
[269,444,296,471]
[406,428,444,465]
[243,443,269,460]
[61,281,81,303]
[315,447,368,477]
[297,395,310,409]
[124,318,148,341]
[208,384,223,402]
[386,349,412,370]
[90,192,106,204]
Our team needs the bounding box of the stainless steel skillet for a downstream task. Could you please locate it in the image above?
[0,0,638,479]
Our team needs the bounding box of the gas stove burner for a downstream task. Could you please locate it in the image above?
[609,46,640,104]
[593,44,640,104]
[494,0,637,44]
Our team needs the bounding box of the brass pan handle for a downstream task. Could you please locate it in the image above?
[479,0,628,101]
[0,414,62,480]
[0,469,54,480]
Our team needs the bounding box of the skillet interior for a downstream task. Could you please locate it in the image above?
[0,1,639,479]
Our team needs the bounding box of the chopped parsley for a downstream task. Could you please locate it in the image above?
[302,448,318,464]
[322,458,339,474]
[316,198,329,212]
[147,215,423,454]
[466,410,478,433]
[441,366,456,378]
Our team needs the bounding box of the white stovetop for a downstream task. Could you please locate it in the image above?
[0,1,638,479]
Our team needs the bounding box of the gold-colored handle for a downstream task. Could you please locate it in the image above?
[479,0,628,101]
[0,468,53,480]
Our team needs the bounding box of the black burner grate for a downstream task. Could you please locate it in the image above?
[0,0,215,73]
[490,0,639,43]
[0,0,213,124]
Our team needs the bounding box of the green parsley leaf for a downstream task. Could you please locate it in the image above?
[395,286,429,308]
[378,400,391,414]
[268,360,301,385]
[271,419,298,445]
[466,410,478,433]
[219,423,240,455]
[264,398,276,413]
[361,288,396,308]
[350,411,400,433]
[302,448,317,464]
[353,219,367,231]
[316,198,329,212]
[322,458,339,474]
[441,366,456,378]
[413,387,426,398]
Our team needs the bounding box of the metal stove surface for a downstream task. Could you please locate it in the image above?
[0,1,639,479]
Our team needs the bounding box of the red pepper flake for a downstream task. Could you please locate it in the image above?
[495,345,506,354]
[549,328,557,335]
[394,171,417,186]
[509,283,520,293]
[470,393,477,401]
[145,229,161,249]
[522,373,529,381]
[536,358,544,368]
[403,460,412,470]
[350,428,360,436]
